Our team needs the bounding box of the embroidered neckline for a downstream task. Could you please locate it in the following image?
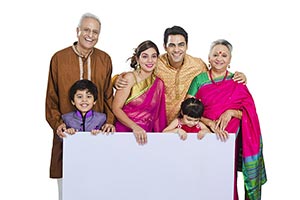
[72,43,92,80]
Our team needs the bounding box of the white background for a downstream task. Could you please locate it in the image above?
[0,0,299,199]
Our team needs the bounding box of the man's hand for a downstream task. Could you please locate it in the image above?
[56,123,67,138]
[233,71,247,85]
[114,72,129,90]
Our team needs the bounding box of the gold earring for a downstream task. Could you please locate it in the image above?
[136,63,141,72]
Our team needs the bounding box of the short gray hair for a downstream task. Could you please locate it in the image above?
[78,12,101,27]
[209,39,233,54]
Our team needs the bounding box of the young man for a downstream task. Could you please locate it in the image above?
[115,26,246,124]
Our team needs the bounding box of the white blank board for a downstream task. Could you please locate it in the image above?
[63,132,235,200]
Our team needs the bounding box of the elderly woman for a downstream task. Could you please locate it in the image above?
[187,39,267,200]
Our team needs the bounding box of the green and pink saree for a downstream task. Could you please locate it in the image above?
[188,71,267,200]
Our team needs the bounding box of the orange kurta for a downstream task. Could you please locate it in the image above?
[45,43,115,178]
[155,53,207,124]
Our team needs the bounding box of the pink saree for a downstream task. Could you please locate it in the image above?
[115,74,167,132]
[188,72,267,200]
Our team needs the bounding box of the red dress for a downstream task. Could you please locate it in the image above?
[177,119,201,133]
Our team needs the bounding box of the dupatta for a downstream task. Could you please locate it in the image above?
[195,77,267,200]
[115,74,167,132]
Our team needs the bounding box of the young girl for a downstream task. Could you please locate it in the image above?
[163,97,210,140]
[112,40,167,145]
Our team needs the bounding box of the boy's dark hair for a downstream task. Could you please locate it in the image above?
[163,25,188,46]
[69,79,98,102]
[178,97,204,118]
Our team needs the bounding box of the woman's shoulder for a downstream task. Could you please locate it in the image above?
[155,75,165,84]
[123,71,136,86]
[123,71,134,78]
[193,71,209,82]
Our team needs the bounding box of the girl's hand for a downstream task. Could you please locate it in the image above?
[197,130,209,140]
[176,128,187,141]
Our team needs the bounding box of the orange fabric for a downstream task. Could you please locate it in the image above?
[155,53,208,123]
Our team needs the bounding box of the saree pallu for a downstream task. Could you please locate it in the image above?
[115,74,167,132]
[188,72,267,200]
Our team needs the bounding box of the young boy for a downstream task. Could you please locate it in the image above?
[62,79,107,135]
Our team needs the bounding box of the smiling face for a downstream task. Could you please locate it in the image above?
[76,17,100,52]
[164,34,187,68]
[71,89,96,116]
[208,44,231,72]
[138,47,158,73]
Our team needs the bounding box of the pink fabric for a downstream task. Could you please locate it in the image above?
[115,77,167,132]
[195,79,261,157]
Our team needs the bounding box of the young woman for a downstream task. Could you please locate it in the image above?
[112,40,167,145]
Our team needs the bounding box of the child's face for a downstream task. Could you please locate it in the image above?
[72,89,96,115]
[182,115,200,127]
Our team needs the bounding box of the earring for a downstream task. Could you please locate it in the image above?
[136,63,141,72]
[208,63,211,69]
[227,64,230,68]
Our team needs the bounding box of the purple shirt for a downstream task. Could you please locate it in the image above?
[62,110,106,131]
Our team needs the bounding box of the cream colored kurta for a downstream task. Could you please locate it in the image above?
[155,53,207,124]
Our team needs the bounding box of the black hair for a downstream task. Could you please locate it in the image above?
[163,26,188,46]
[69,79,98,102]
[128,40,160,69]
[178,97,204,118]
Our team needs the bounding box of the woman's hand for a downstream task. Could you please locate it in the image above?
[207,119,228,142]
[215,110,233,131]
[101,123,115,134]
[132,125,147,145]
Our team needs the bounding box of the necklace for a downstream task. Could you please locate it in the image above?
[209,70,228,86]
